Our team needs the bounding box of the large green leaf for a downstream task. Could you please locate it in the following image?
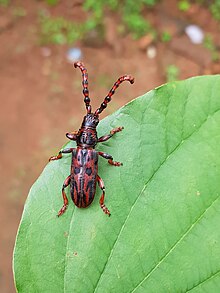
[14,76,220,292]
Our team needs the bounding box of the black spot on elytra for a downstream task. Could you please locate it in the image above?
[86,180,95,203]
[85,167,92,176]
[74,167,80,175]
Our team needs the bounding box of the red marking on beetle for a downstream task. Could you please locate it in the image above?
[49,61,134,216]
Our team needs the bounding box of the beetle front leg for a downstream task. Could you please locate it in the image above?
[98,152,123,166]
[98,126,124,142]
[57,175,71,217]
[97,175,111,216]
[49,148,75,161]
[66,131,78,140]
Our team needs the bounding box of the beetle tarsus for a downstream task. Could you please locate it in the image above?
[57,175,70,216]
[110,126,124,135]
[108,159,123,166]
[57,205,68,217]
[100,203,111,217]
[97,175,111,216]
[98,126,124,143]
[49,152,62,161]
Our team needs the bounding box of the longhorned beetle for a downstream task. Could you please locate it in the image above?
[49,62,134,216]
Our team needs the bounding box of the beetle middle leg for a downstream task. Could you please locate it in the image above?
[98,126,124,143]
[98,151,123,166]
[49,148,75,161]
[97,175,111,216]
[57,175,71,217]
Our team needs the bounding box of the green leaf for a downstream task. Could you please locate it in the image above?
[13,76,220,292]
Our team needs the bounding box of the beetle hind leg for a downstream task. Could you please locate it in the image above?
[98,152,123,167]
[57,175,71,217]
[108,159,123,166]
[97,175,111,216]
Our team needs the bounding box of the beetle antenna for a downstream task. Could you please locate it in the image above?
[74,61,91,114]
[94,75,134,116]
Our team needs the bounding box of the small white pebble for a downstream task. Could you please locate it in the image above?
[185,25,204,44]
[146,45,157,59]
[66,48,82,62]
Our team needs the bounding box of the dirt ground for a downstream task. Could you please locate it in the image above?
[0,1,219,292]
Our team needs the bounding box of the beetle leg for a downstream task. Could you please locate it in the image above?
[98,152,123,166]
[66,131,78,141]
[98,126,124,142]
[97,175,110,216]
[57,175,71,217]
[49,151,62,161]
[49,148,75,161]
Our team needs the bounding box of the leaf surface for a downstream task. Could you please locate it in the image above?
[14,76,220,292]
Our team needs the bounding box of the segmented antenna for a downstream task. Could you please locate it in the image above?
[95,75,134,116]
[74,62,91,114]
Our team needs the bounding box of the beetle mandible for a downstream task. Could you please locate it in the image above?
[49,62,134,217]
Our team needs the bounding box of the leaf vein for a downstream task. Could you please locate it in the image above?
[186,269,220,292]
[131,195,220,292]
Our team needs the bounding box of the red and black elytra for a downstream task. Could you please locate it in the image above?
[49,61,134,217]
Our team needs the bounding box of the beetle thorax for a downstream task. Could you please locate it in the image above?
[77,114,99,148]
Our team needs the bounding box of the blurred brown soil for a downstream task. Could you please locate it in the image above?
[0,1,219,292]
